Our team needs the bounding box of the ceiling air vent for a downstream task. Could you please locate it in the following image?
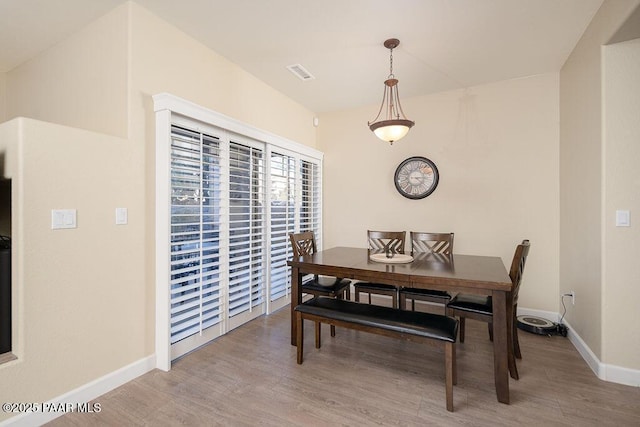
[287,64,315,81]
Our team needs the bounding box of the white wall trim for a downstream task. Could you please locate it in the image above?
[153,92,323,160]
[0,355,155,427]
[564,318,640,387]
[602,363,640,387]
[518,307,640,387]
[154,107,172,372]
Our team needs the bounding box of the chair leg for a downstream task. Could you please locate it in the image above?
[411,298,415,311]
[445,343,454,412]
[392,293,398,309]
[330,325,336,337]
[355,288,361,303]
[315,321,321,349]
[296,313,304,364]
[488,322,494,342]
[513,326,522,359]
[452,342,457,386]
[399,293,407,310]
[513,313,522,359]
[459,317,466,343]
[508,349,519,380]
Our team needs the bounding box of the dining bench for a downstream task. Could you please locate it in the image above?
[294,297,459,412]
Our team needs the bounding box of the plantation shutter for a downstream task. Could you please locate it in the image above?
[300,159,322,247]
[228,140,265,321]
[155,93,324,366]
[269,151,296,301]
[169,125,222,345]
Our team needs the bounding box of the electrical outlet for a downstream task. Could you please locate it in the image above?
[562,291,575,305]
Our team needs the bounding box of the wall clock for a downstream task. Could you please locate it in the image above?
[394,156,439,199]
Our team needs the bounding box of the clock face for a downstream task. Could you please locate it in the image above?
[394,156,439,199]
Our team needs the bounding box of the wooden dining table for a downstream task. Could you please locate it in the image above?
[288,246,514,404]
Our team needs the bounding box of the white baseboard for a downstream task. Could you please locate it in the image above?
[518,307,640,387]
[0,355,156,427]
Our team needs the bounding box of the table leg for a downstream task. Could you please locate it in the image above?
[291,266,301,346]
[506,296,519,380]
[492,290,510,404]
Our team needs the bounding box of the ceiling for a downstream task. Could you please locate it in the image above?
[0,0,604,113]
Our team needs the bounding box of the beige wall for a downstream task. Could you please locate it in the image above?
[0,118,145,418]
[559,0,639,363]
[319,73,560,312]
[5,4,129,139]
[0,2,318,421]
[0,72,6,123]
[129,3,317,149]
[602,38,640,369]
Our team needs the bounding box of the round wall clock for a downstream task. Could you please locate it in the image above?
[394,156,439,199]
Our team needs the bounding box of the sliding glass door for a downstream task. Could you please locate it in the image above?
[159,110,322,362]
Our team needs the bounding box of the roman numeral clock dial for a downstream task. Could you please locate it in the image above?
[394,156,439,199]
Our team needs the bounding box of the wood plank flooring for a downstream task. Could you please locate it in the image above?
[48,306,640,426]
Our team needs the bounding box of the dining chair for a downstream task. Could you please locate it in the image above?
[289,231,351,336]
[353,230,406,308]
[399,232,455,313]
[446,239,530,380]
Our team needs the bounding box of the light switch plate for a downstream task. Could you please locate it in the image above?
[51,209,77,229]
[115,207,128,225]
[615,210,630,227]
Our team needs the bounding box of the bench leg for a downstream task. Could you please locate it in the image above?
[296,313,304,364]
[315,321,322,349]
[445,343,454,412]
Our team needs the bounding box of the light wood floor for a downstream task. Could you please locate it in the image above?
[49,305,640,426]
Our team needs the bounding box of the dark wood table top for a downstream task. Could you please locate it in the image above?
[288,246,512,293]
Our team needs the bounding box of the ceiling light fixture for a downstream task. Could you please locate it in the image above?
[368,38,414,145]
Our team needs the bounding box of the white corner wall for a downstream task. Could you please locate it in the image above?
[602,38,640,372]
[0,118,148,423]
[560,0,640,366]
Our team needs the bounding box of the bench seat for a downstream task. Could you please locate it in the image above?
[294,297,459,411]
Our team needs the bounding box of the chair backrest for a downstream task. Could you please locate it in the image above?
[509,239,530,306]
[289,231,317,257]
[410,232,454,256]
[367,230,406,254]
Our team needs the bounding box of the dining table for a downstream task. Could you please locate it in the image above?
[287,246,514,404]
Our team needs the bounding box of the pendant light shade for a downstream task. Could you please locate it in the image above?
[368,39,414,145]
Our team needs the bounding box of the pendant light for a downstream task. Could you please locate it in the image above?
[368,38,415,145]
